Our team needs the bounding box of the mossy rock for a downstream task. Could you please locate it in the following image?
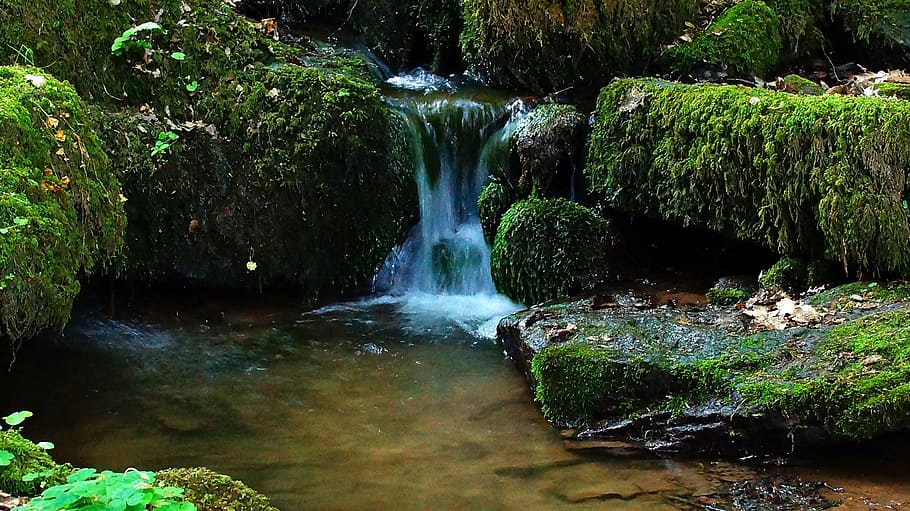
[504,285,910,448]
[706,286,748,305]
[668,0,782,77]
[0,67,125,341]
[0,430,71,496]
[875,81,910,100]
[759,257,808,291]
[586,78,910,277]
[156,467,277,511]
[830,0,910,63]
[511,103,586,196]
[460,0,697,93]
[491,198,615,305]
[106,64,417,295]
[780,74,825,95]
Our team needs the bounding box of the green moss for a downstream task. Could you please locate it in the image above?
[0,430,71,496]
[706,286,748,305]
[875,82,910,100]
[156,467,277,511]
[668,0,782,77]
[781,74,825,95]
[759,257,808,291]
[737,310,910,439]
[478,182,520,244]
[763,0,824,55]
[460,0,697,93]
[586,79,910,277]
[830,0,910,59]
[0,67,125,341]
[491,198,614,305]
[808,280,910,309]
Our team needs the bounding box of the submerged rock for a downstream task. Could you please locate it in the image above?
[499,282,910,455]
[586,79,910,278]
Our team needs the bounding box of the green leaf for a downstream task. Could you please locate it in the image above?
[185,80,199,92]
[3,410,33,426]
[0,450,13,466]
[67,467,99,483]
[0,228,8,235]
[22,469,53,482]
[13,217,29,226]
[903,200,908,210]
[36,441,55,450]
[170,52,186,61]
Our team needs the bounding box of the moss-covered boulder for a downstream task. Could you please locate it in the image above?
[0,67,125,341]
[780,74,826,95]
[460,0,697,93]
[105,64,417,295]
[498,282,910,453]
[668,0,782,77]
[478,182,516,244]
[875,81,910,100]
[830,0,910,63]
[0,429,70,496]
[157,467,277,511]
[491,198,615,305]
[586,79,910,277]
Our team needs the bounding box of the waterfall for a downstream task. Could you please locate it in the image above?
[374,78,525,298]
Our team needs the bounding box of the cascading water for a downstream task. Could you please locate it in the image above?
[370,72,525,335]
[375,77,525,297]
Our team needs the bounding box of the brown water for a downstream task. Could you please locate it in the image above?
[2,293,909,510]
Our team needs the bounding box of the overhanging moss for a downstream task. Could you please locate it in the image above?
[668,0,782,77]
[460,0,697,93]
[586,79,910,277]
[830,0,910,62]
[0,67,125,341]
[491,198,615,305]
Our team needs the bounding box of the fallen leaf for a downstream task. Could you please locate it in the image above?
[54,130,66,142]
[46,117,59,129]
[24,74,45,87]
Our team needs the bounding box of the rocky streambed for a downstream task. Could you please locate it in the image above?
[498,280,910,457]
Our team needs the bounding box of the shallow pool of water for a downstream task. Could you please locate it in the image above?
[2,293,909,510]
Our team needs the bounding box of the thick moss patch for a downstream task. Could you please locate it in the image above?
[669,0,782,77]
[511,103,586,195]
[586,79,910,277]
[0,67,125,341]
[460,0,697,93]
[491,198,615,305]
[0,430,70,496]
[157,467,277,511]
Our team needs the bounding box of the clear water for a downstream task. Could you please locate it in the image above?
[0,297,745,510]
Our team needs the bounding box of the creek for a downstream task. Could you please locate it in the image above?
[2,68,910,510]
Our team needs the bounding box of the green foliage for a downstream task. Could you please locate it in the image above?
[668,0,782,77]
[477,182,524,244]
[491,198,614,305]
[20,469,195,511]
[0,66,125,342]
[830,0,910,59]
[460,0,697,93]
[151,131,179,157]
[111,22,164,56]
[763,0,824,54]
[0,413,69,497]
[706,286,748,305]
[586,79,910,277]
[875,82,910,100]
[156,468,277,511]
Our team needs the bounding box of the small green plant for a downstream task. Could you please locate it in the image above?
[151,131,179,157]
[18,469,196,511]
[111,22,163,56]
[1,411,34,466]
[5,44,35,66]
